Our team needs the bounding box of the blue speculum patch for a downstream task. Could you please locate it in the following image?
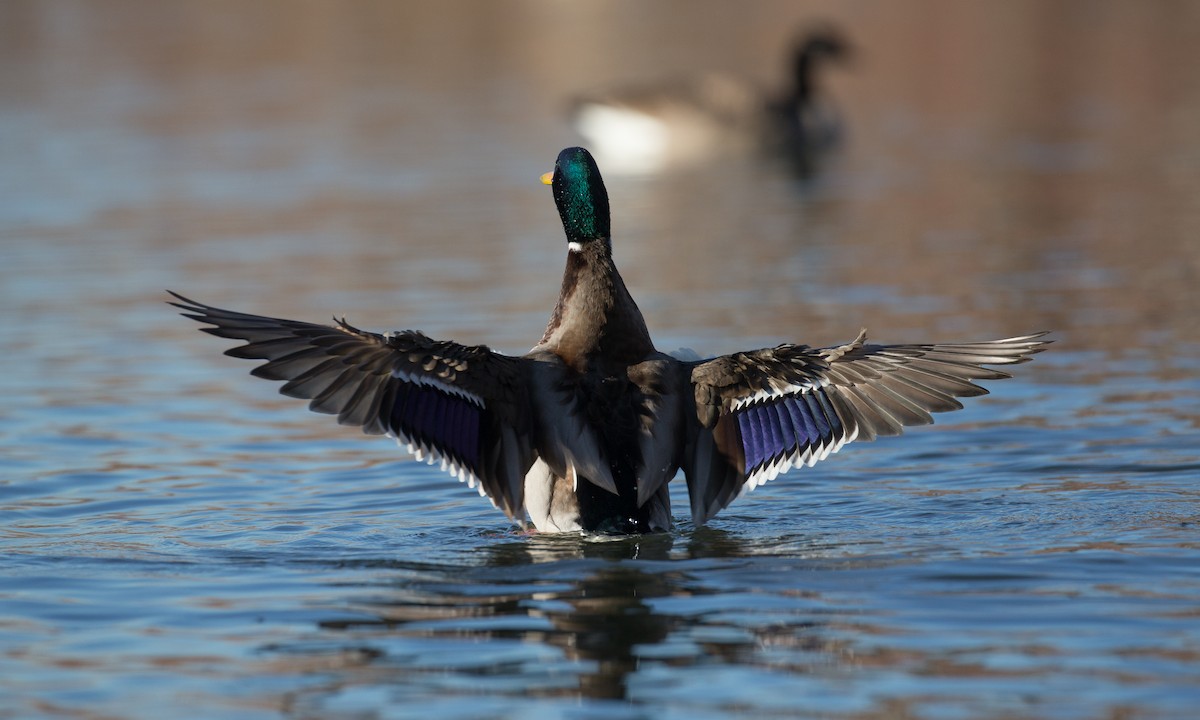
[736,392,841,472]
[388,382,482,472]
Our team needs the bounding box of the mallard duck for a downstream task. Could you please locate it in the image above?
[570,27,851,175]
[171,146,1048,535]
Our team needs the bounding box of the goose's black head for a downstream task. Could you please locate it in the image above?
[790,27,850,100]
[543,147,611,244]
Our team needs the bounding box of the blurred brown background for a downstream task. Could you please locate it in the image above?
[3,0,1197,361]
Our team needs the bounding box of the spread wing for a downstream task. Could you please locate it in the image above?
[169,292,536,523]
[684,330,1050,525]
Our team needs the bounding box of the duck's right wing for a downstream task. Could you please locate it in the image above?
[684,331,1050,526]
[169,292,538,523]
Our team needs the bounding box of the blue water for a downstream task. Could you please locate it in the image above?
[3,3,1200,718]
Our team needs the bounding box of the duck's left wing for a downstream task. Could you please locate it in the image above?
[684,330,1049,525]
[169,292,537,523]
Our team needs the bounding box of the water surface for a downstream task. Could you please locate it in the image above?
[3,2,1200,718]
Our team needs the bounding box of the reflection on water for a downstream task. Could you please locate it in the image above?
[3,1,1200,719]
[353,538,685,702]
[273,522,1200,717]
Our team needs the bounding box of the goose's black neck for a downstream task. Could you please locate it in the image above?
[788,31,847,105]
[791,50,816,104]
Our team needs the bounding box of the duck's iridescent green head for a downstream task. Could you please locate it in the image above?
[543,147,610,243]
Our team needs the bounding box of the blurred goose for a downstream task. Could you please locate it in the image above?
[172,146,1048,535]
[571,27,851,175]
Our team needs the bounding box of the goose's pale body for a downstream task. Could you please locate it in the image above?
[571,28,851,175]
